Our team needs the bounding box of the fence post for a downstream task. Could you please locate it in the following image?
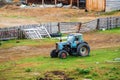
[77,22,82,33]
[0,29,1,45]
[18,28,20,39]
[96,19,100,30]
[110,17,112,29]
[106,17,109,29]
[116,18,118,28]
[58,22,61,33]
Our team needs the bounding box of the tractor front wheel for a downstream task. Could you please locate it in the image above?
[77,43,90,56]
[58,50,68,59]
[50,49,58,58]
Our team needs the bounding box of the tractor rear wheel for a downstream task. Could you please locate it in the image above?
[50,49,58,58]
[77,43,90,56]
[58,50,68,59]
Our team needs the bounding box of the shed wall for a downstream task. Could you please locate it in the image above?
[86,0,105,11]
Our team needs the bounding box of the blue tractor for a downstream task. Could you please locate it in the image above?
[50,33,90,59]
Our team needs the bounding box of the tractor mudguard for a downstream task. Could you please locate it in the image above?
[77,41,88,47]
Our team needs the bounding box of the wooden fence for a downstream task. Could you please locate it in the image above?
[80,16,120,32]
[106,0,120,12]
[0,17,120,40]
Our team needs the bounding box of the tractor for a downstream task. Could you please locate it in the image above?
[50,33,90,59]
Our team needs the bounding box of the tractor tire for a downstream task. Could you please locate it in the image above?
[50,49,58,58]
[77,43,90,56]
[58,50,68,59]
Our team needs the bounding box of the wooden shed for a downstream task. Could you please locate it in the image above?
[86,0,120,12]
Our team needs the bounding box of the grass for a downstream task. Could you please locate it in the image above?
[0,38,58,49]
[98,27,120,34]
[102,10,120,16]
[0,28,120,79]
[0,47,120,80]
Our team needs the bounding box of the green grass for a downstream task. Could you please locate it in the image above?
[0,28,120,80]
[102,10,120,15]
[0,47,120,80]
[98,27,120,34]
[0,38,58,49]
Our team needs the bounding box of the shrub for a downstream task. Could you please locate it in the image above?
[25,68,32,72]
[84,75,93,79]
[104,72,109,76]
[76,68,91,75]
[109,76,118,80]
[92,72,99,76]
[116,72,119,75]
[111,67,117,71]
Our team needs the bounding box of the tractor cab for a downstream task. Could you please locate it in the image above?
[67,33,84,43]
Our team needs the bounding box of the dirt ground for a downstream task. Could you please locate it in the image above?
[1,4,120,28]
[0,33,120,63]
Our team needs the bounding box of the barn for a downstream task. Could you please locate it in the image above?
[2,0,120,12]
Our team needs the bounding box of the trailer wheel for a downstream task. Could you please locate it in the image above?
[50,49,58,58]
[58,50,68,59]
[77,43,90,56]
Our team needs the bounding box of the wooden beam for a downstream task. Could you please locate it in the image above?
[26,0,27,3]
[77,0,79,8]
[58,22,61,33]
[70,0,73,8]
[55,0,57,7]
[42,0,45,6]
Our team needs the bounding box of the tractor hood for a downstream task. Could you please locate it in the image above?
[56,41,68,50]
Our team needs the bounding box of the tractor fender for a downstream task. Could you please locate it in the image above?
[77,41,88,47]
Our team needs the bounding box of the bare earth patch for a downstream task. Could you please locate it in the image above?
[37,70,74,80]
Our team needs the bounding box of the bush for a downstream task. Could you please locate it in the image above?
[25,68,32,72]
[84,75,93,79]
[111,67,117,71]
[109,76,118,80]
[92,72,99,76]
[76,68,91,75]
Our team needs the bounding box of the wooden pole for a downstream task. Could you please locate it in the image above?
[70,0,73,8]
[58,22,61,33]
[42,0,44,6]
[55,0,57,7]
[116,18,118,28]
[0,29,1,45]
[96,19,100,30]
[77,22,82,33]
[77,0,79,8]
[26,0,28,3]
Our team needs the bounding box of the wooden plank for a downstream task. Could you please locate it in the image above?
[86,0,105,11]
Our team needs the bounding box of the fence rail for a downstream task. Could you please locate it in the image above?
[0,17,120,40]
